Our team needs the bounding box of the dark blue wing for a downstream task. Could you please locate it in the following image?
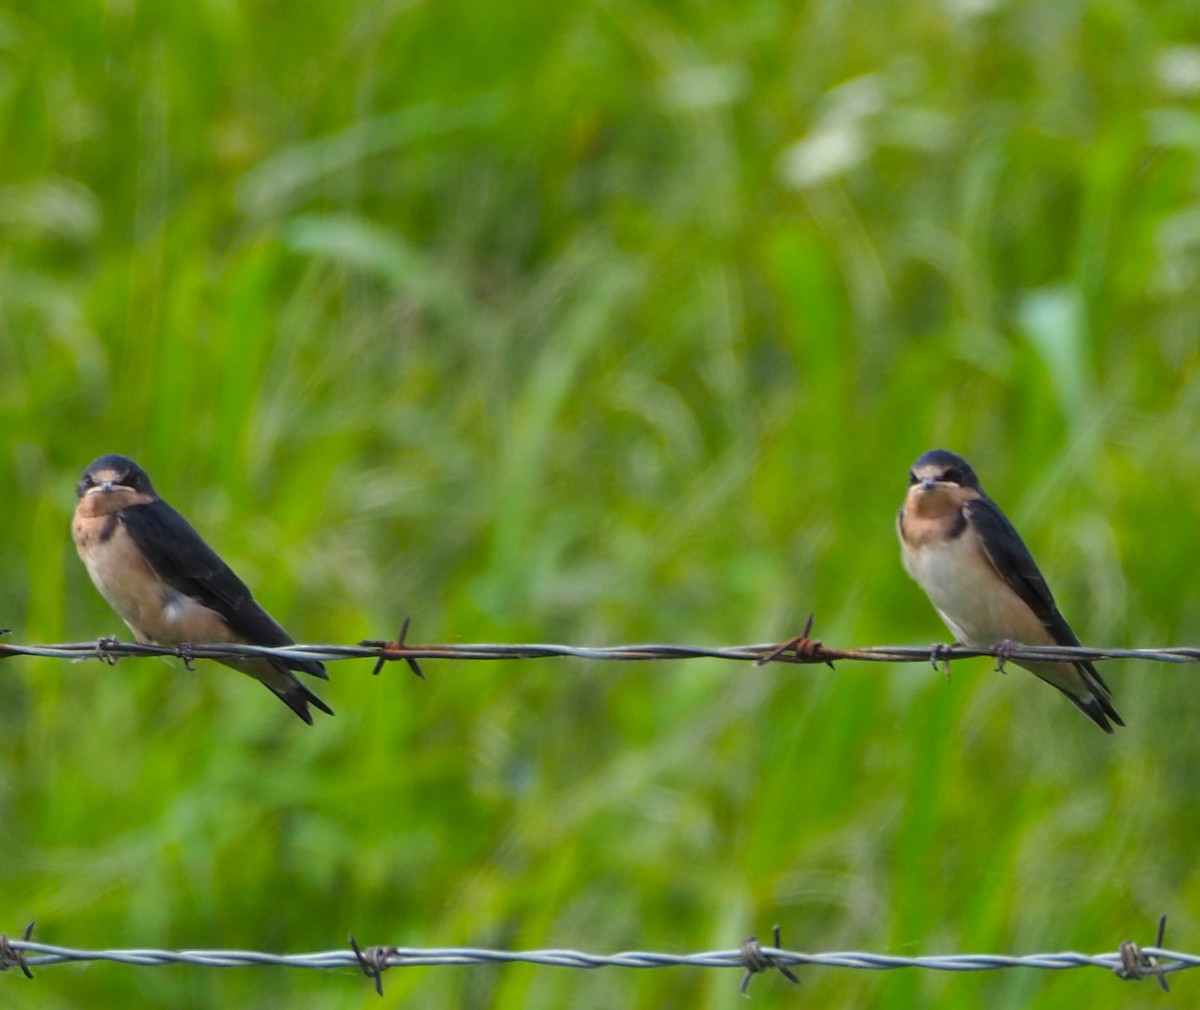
[116,499,327,681]
[964,495,1109,693]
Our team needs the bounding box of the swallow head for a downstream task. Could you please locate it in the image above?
[904,449,984,519]
[77,454,157,501]
[907,449,982,493]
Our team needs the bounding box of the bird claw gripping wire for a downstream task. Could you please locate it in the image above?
[95,637,121,666]
[739,924,800,994]
[756,614,834,668]
[929,642,956,679]
[992,638,1017,675]
[177,641,197,671]
[0,921,35,979]
[349,935,397,996]
[1115,914,1170,992]
[361,616,425,680]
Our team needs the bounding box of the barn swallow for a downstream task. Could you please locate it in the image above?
[71,454,332,724]
[897,449,1122,733]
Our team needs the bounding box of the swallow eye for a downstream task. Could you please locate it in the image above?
[908,471,918,486]
[941,468,961,484]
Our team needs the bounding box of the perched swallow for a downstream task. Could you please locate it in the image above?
[897,449,1121,733]
[71,454,332,724]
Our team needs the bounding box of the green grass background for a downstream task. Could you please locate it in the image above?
[3,0,1200,1006]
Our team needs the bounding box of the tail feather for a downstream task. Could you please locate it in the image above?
[1062,661,1122,733]
[1081,657,1113,696]
[289,658,328,681]
[268,669,334,724]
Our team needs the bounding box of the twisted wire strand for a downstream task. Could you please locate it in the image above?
[0,638,1195,667]
[6,941,1194,975]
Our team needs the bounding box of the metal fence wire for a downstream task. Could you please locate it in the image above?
[1,621,1197,672]
[0,629,1184,994]
[0,918,1182,995]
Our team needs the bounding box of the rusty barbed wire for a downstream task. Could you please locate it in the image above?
[0,627,1196,670]
[0,920,1190,993]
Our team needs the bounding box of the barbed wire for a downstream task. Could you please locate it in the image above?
[0,621,1196,672]
[0,918,1181,995]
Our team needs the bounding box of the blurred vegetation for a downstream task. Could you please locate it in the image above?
[2,0,1200,1006]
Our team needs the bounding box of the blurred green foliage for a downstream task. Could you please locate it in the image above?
[2,0,1200,1006]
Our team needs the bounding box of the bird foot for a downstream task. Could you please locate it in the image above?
[930,642,958,679]
[993,638,1016,674]
[96,636,121,666]
[177,641,196,671]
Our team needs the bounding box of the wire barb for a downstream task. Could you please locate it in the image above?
[1116,914,1170,992]
[349,934,397,996]
[0,921,35,979]
[739,925,800,994]
[361,617,425,680]
[755,614,835,668]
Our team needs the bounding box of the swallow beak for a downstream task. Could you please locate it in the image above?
[921,478,936,491]
[101,480,113,492]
